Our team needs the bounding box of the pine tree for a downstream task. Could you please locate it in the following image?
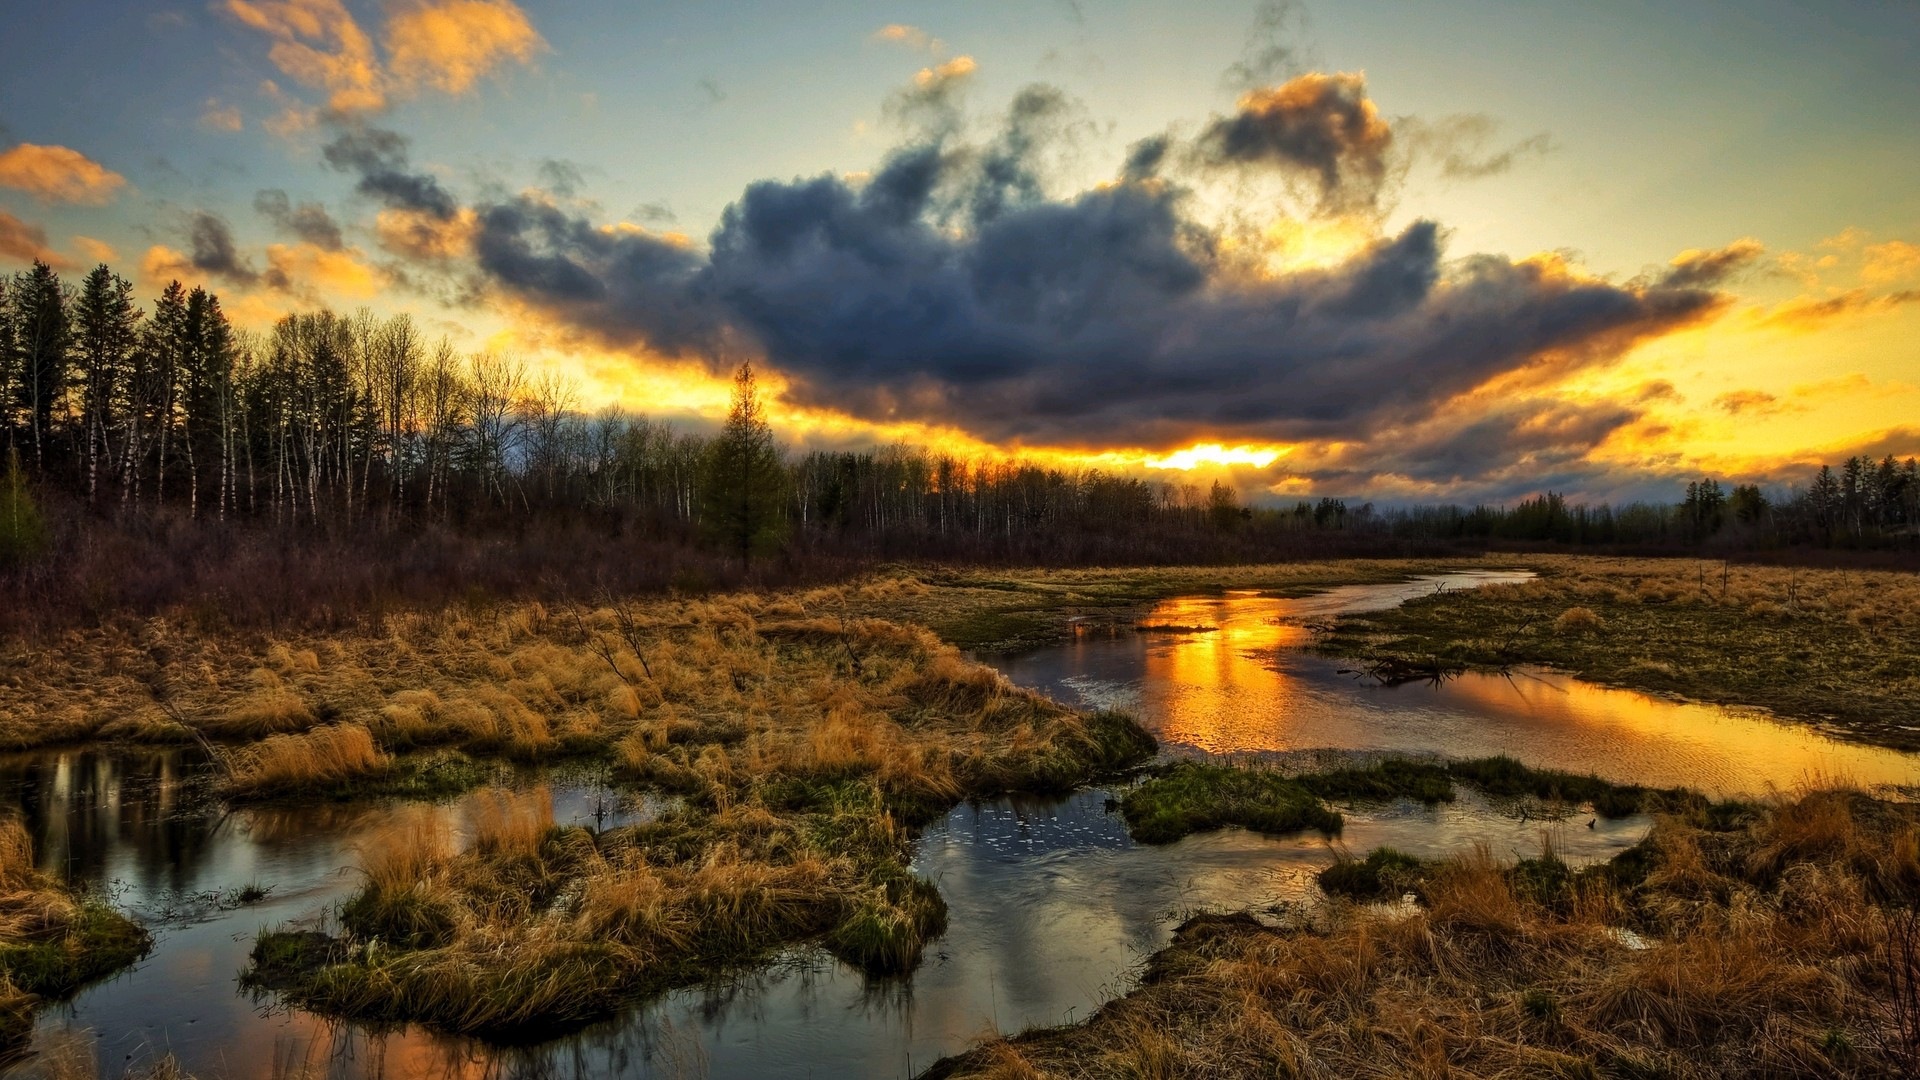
[9,262,70,473]
[181,287,234,518]
[700,362,787,565]
[73,265,141,504]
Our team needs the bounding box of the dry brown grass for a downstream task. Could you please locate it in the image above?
[235,588,1149,1037]
[932,787,1920,1079]
[0,558,1500,757]
[223,723,389,798]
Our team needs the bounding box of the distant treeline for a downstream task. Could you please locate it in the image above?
[0,261,1914,629]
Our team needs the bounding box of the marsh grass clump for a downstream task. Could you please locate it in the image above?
[826,867,949,975]
[1318,846,1425,900]
[223,723,390,798]
[1299,757,1455,804]
[1122,762,1343,844]
[241,598,1152,1039]
[931,787,1920,1078]
[0,817,150,1058]
[1121,756,1659,847]
[1449,755,1660,818]
[1555,605,1605,634]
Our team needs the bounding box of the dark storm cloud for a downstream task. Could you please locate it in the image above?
[536,159,585,198]
[966,85,1081,223]
[1660,239,1765,289]
[387,74,1730,474]
[185,211,256,284]
[1196,72,1394,214]
[1398,115,1554,181]
[253,189,344,250]
[1120,135,1172,182]
[321,126,459,219]
[468,121,1718,448]
[472,194,716,353]
[1357,401,1641,486]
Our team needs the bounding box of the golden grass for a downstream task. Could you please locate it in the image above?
[223,723,389,798]
[0,557,1499,757]
[932,787,1920,1078]
[233,589,1151,1037]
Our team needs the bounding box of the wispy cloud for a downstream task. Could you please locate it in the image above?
[0,143,127,205]
[384,0,544,95]
[222,0,541,120]
[200,99,246,132]
[871,23,945,54]
[0,211,69,268]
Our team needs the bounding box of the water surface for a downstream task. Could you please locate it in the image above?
[996,571,1920,796]
[6,756,1639,1080]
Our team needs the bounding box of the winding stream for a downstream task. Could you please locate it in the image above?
[7,572,1918,1079]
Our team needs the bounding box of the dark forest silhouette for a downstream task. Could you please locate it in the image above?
[1,261,1915,631]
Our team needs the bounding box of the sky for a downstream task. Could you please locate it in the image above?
[1,0,1916,504]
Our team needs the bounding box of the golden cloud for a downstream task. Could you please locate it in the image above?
[1759,288,1920,332]
[223,0,386,114]
[72,236,117,264]
[1863,239,1920,286]
[914,55,977,89]
[385,0,544,95]
[1713,389,1786,416]
[226,0,540,117]
[265,241,387,298]
[872,23,942,53]
[0,144,127,205]
[140,244,196,285]
[0,211,68,268]
[375,206,479,261]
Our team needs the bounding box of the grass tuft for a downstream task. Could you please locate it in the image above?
[1122,762,1342,844]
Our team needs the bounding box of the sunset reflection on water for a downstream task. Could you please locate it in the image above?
[1000,576,1920,798]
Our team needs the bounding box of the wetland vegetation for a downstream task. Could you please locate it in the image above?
[2,555,1918,1075]
[1320,555,1920,751]
[929,786,1920,1079]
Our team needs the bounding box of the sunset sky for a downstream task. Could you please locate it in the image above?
[2,0,1915,503]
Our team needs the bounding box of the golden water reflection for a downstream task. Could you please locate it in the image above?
[1015,580,1920,798]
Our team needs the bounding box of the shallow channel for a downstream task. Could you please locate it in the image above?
[7,572,1917,1079]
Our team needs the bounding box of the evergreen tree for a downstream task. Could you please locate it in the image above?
[1809,465,1841,542]
[1207,480,1242,531]
[134,282,190,506]
[1729,483,1768,527]
[0,280,18,455]
[9,262,71,473]
[73,265,141,503]
[700,362,787,564]
[181,287,234,517]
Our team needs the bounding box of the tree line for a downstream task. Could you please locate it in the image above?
[2,259,1915,585]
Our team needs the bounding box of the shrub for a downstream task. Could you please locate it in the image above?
[1554,606,1604,634]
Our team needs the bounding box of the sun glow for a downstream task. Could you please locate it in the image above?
[1145,443,1288,471]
